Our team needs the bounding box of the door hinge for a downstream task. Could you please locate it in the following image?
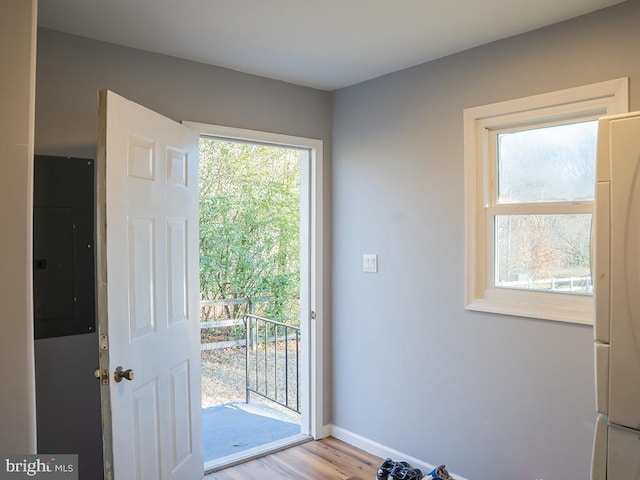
[310,311,316,320]
[99,334,109,351]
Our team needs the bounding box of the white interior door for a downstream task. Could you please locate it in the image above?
[97,90,203,480]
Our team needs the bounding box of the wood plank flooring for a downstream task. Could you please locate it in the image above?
[205,436,382,480]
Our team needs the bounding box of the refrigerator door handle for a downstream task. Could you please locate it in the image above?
[594,181,611,344]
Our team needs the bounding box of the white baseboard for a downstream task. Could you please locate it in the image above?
[327,424,469,480]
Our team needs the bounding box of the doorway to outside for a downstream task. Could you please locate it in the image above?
[187,123,323,473]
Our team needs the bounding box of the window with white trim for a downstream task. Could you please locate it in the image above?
[464,78,628,324]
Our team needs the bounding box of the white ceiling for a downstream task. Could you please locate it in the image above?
[38,0,625,91]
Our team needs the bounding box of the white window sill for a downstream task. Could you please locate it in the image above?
[466,289,594,325]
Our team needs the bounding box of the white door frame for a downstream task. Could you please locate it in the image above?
[183,121,325,440]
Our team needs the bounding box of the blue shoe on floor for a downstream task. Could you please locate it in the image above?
[426,465,453,480]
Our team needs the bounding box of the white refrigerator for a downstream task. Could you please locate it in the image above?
[592,111,640,480]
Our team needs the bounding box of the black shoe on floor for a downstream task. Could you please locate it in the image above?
[376,458,410,480]
[389,464,423,480]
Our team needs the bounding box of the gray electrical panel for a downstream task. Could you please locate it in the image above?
[33,155,95,338]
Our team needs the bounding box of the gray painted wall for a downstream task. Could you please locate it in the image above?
[35,2,640,478]
[0,0,37,455]
[34,335,104,480]
[331,2,639,479]
[34,28,332,480]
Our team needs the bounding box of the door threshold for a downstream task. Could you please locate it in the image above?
[204,433,312,475]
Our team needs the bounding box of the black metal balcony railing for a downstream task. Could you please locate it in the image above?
[200,297,271,350]
[200,298,301,415]
[243,314,300,414]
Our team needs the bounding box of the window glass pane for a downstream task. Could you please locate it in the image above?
[497,121,597,204]
[495,214,592,295]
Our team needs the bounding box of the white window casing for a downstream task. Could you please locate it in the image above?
[464,78,628,324]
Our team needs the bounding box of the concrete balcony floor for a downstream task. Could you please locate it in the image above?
[203,400,301,462]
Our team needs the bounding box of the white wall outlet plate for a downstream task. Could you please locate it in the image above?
[363,254,378,273]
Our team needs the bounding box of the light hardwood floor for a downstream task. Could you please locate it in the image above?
[205,436,382,480]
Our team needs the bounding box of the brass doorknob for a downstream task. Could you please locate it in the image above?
[114,366,135,382]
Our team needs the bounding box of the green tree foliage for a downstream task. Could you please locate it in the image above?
[199,138,300,324]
